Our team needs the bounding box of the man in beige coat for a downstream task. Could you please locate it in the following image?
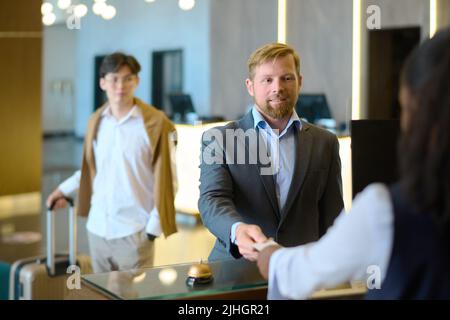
[47,53,177,273]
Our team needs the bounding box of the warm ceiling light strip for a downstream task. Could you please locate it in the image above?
[430,0,438,38]
[278,0,287,44]
[352,0,362,120]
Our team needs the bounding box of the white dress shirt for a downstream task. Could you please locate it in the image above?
[231,107,301,244]
[268,183,394,299]
[59,105,177,240]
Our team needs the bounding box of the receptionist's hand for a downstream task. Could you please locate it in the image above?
[236,223,268,261]
[257,244,282,280]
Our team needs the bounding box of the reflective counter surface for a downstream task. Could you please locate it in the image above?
[82,259,267,300]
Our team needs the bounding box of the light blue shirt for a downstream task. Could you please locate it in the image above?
[231,106,302,244]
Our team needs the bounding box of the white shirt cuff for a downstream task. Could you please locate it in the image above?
[145,207,163,237]
[58,170,81,196]
[230,222,243,245]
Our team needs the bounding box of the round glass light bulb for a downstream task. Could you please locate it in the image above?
[41,2,53,15]
[42,13,56,26]
[74,4,88,18]
[178,0,195,11]
[101,5,116,20]
[93,1,107,15]
[57,0,71,10]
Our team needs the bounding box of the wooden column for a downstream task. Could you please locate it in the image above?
[0,0,42,195]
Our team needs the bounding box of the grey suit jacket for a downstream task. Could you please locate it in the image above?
[198,111,344,261]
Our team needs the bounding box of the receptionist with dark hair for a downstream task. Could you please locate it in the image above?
[258,28,450,300]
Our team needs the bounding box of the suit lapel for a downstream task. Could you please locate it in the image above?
[237,112,281,218]
[281,121,312,220]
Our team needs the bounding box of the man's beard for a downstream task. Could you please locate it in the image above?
[258,99,295,120]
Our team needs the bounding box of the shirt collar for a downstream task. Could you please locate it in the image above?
[252,105,302,133]
[102,105,141,121]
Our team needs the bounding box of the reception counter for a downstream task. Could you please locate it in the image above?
[67,259,366,300]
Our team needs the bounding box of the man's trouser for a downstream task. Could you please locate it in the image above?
[87,230,154,273]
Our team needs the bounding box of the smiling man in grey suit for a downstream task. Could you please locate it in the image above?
[199,43,344,262]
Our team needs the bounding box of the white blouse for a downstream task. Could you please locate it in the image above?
[268,183,394,299]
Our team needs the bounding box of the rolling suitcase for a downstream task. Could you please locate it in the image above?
[9,197,92,300]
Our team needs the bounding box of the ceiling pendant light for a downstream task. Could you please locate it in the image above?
[102,5,117,20]
[57,0,72,10]
[41,2,53,15]
[74,4,88,18]
[178,0,195,11]
[42,12,56,26]
[93,0,108,16]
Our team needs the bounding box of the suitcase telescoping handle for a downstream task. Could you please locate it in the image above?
[47,196,77,276]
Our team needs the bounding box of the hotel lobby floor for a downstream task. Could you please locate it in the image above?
[0,136,215,267]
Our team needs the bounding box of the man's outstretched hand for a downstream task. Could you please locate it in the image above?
[235,223,268,261]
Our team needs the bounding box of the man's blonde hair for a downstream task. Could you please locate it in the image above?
[247,43,301,79]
